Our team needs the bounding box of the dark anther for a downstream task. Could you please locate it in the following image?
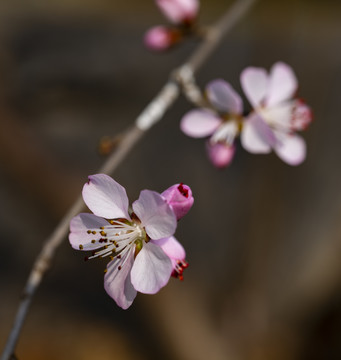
[178,183,189,198]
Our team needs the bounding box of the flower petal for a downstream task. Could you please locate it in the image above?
[206,79,243,114]
[241,113,274,153]
[266,62,298,107]
[240,67,269,108]
[82,174,130,220]
[132,190,177,239]
[261,101,293,129]
[131,242,172,294]
[152,236,186,261]
[104,247,137,309]
[180,109,221,138]
[210,120,238,145]
[273,132,306,165]
[69,213,110,251]
[157,0,199,24]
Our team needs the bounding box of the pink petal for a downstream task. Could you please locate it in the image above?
[241,113,274,154]
[206,79,243,114]
[82,174,130,220]
[131,242,172,294]
[206,142,235,168]
[156,0,199,24]
[69,213,110,251]
[153,236,186,261]
[180,109,221,138]
[104,247,137,310]
[266,62,298,107]
[273,133,306,165]
[144,26,174,51]
[240,67,269,108]
[132,190,177,240]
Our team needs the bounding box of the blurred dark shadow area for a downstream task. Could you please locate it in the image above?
[1,0,341,359]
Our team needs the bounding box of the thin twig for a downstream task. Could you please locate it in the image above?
[1,0,258,358]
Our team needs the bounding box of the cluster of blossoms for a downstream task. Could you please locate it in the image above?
[145,0,199,51]
[69,2,313,311]
[69,174,193,309]
[181,62,312,167]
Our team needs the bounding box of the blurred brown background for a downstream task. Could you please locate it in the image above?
[1,0,341,359]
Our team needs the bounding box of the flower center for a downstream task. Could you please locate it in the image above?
[83,217,148,263]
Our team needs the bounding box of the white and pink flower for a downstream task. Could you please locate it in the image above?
[69,174,191,309]
[181,79,243,168]
[181,62,312,167]
[240,62,312,165]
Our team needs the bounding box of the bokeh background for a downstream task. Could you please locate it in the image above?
[1,0,341,359]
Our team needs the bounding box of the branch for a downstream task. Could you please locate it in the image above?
[1,0,258,358]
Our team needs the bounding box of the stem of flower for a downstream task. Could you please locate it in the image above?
[1,0,258,358]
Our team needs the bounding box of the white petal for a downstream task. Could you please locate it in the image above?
[131,243,172,294]
[132,190,177,240]
[82,174,130,220]
[261,101,293,129]
[241,114,274,153]
[69,213,110,251]
[104,247,137,309]
[210,120,238,145]
[206,79,243,114]
[240,67,269,108]
[180,109,221,138]
[152,236,186,261]
[273,132,306,166]
[266,62,298,107]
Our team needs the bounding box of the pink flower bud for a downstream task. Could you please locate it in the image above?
[162,183,194,220]
[144,26,174,51]
[156,0,199,24]
[206,142,235,168]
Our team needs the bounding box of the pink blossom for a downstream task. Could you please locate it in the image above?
[240,62,312,165]
[162,183,194,220]
[69,174,190,309]
[156,0,199,24]
[144,26,179,51]
[181,79,243,168]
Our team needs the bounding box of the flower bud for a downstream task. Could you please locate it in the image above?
[162,183,194,220]
[206,142,235,168]
[144,26,178,51]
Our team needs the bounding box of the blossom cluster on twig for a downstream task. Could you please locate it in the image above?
[69,0,312,310]
[181,62,312,168]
